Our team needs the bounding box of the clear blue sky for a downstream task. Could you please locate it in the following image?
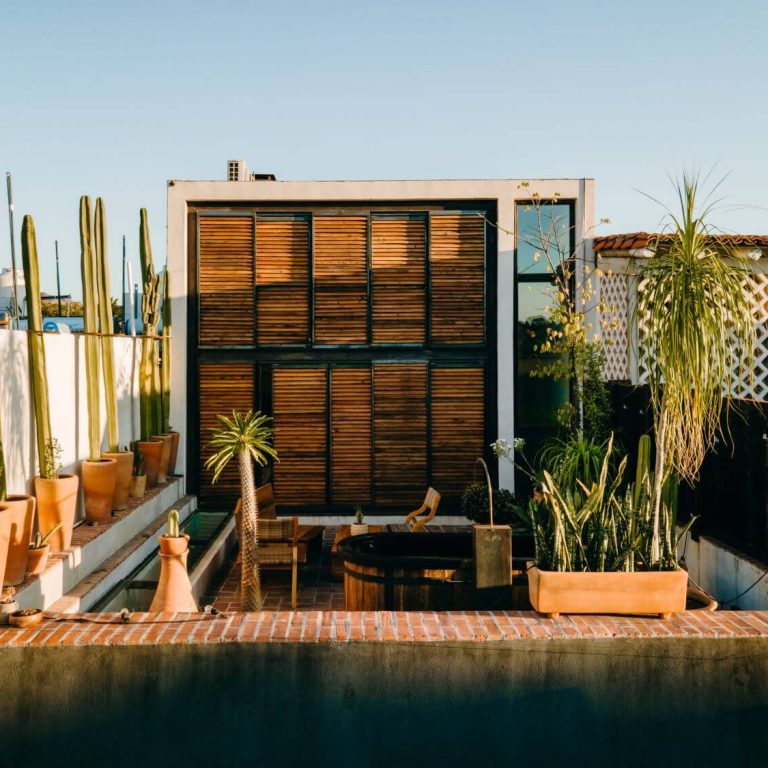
[2,0,767,300]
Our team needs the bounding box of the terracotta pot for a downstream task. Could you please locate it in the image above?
[34,474,79,553]
[102,451,133,511]
[26,545,50,576]
[2,495,35,586]
[167,431,180,476]
[150,534,198,612]
[527,566,689,620]
[0,600,19,625]
[0,503,12,592]
[137,440,162,488]
[82,458,118,523]
[152,434,172,484]
[129,474,147,499]
[9,609,44,629]
[159,533,190,556]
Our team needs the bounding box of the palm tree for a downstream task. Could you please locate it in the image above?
[638,173,754,563]
[205,410,278,610]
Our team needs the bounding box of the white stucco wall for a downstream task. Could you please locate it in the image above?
[0,329,141,520]
[166,177,595,492]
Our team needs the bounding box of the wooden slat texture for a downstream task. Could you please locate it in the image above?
[198,216,254,345]
[430,367,485,506]
[373,363,427,506]
[198,363,254,508]
[371,218,426,344]
[256,218,310,344]
[272,367,327,505]
[430,214,485,344]
[331,368,372,504]
[314,216,368,344]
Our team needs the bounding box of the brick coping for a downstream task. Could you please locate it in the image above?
[1,609,767,647]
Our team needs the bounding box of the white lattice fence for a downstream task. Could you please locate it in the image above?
[600,269,768,402]
[599,273,630,381]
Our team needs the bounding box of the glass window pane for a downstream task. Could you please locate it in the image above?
[516,202,572,275]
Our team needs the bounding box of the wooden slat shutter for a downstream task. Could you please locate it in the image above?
[198,216,254,345]
[272,367,327,505]
[331,368,372,504]
[255,218,309,344]
[430,214,485,344]
[198,362,254,509]
[314,216,368,344]
[430,367,485,506]
[373,363,427,506]
[371,217,426,344]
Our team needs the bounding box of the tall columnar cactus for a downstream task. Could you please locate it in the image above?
[21,216,54,478]
[80,196,101,462]
[94,198,119,452]
[139,208,162,440]
[161,268,172,433]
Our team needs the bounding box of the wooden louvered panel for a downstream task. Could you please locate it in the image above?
[331,368,372,504]
[373,363,427,506]
[430,367,485,506]
[430,214,485,344]
[272,368,327,506]
[371,218,426,344]
[198,216,254,345]
[256,219,309,344]
[198,363,254,508]
[314,216,368,344]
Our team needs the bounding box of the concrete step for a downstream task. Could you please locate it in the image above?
[15,478,189,611]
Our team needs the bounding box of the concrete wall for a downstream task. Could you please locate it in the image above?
[167,177,595,493]
[0,638,765,766]
[681,531,768,609]
[0,329,141,521]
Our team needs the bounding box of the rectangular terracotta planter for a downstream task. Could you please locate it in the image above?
[528,566,688,619]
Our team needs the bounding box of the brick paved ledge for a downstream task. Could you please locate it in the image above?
[1,609,767,647]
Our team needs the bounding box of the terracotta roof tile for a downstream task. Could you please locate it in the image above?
[593,232,768,253]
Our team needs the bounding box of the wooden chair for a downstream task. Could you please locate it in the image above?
[234,498,299,609]
[404,487,441,532]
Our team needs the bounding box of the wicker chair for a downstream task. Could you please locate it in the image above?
[234,498,299,608]
[404,487,441,532]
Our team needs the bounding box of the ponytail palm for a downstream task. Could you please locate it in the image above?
[205,410,278,611]
[638,173,754,562]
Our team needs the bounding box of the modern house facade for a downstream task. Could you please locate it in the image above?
[167,168,596,513]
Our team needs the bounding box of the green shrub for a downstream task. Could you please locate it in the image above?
[461,482,529,528]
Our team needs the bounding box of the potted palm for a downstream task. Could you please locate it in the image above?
[205,410,278,611]
[22,216,79,553]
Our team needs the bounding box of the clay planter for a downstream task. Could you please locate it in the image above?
[0,599,19,625]
[129,474,147,499]
[150,534,198,613]
[527,566,689,620]
[9,609,44,629]
[0,503,12,592]
[167,431,180,476]
[137,440,162,488]
[102,451,133,511]
[26,544,50,576]
[82,458,118,523]
[2,495,35,586]
[34,474,79,553]
[152,434,172,484]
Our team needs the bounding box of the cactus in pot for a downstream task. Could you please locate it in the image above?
[151,507,197,612]
[22,215,79,552]
[94,198,132,510]
[80,196,117,523]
